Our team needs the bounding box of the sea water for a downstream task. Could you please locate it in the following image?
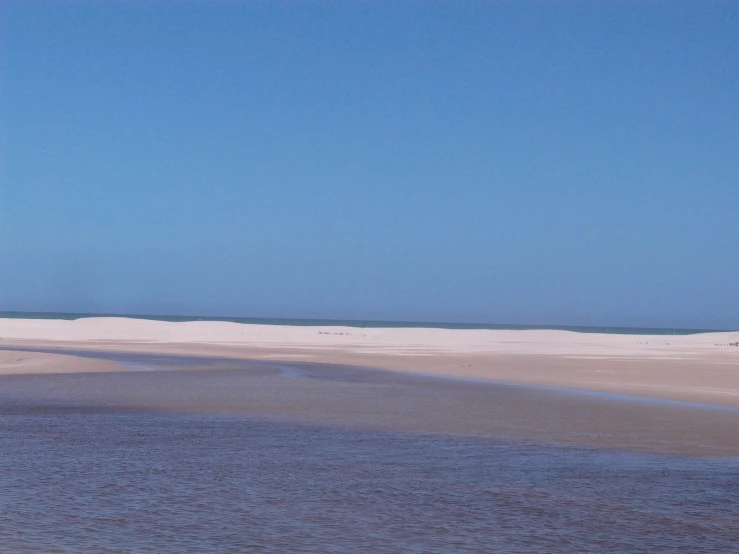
[0,310,727,335]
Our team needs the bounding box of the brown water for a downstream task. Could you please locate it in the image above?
[1,349,738,552]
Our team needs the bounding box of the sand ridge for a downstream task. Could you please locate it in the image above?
[0,348,121,375]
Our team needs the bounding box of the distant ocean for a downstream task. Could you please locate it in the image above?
[0,311,726,335]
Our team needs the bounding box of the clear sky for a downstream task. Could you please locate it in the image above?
[1,1,737,329]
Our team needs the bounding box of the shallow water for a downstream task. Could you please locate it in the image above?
[1,349,739,552]
[3,347,739,457]
[1,413,737,553]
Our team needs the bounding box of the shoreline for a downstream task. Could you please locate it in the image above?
[1,316,738,407]
[1,348,738,457]
[1,317,738,456]
[1,311,729,335]
[4,343,739,414]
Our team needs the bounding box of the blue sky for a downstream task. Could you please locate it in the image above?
[1,1,737,328]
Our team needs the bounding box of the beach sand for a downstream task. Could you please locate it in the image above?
[1,317,738,406]
[1,317,738,456]
[0,347,121,374]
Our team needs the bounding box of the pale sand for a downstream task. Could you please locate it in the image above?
[0,348,121,374]
[2,318,739,456]
[1,317,738,406]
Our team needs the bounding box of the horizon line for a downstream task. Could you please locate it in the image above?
[0,310,732,334]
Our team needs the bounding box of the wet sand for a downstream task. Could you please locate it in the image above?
[1,348,738,457]
[0,348,120,374]
[1,318,738,457]
[3,339,739,408]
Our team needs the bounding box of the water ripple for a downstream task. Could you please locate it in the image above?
[0,414,737,552]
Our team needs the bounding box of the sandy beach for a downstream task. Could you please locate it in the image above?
[2,317,738,456]
[1,317,738,406]
[0,348,120,374]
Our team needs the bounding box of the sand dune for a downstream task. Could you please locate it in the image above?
[1,317,738,406]
[2,316,738,354]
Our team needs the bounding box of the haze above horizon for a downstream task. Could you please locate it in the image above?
[1,1,737,329]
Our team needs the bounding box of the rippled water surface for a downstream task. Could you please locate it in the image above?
[1,413,738,553]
